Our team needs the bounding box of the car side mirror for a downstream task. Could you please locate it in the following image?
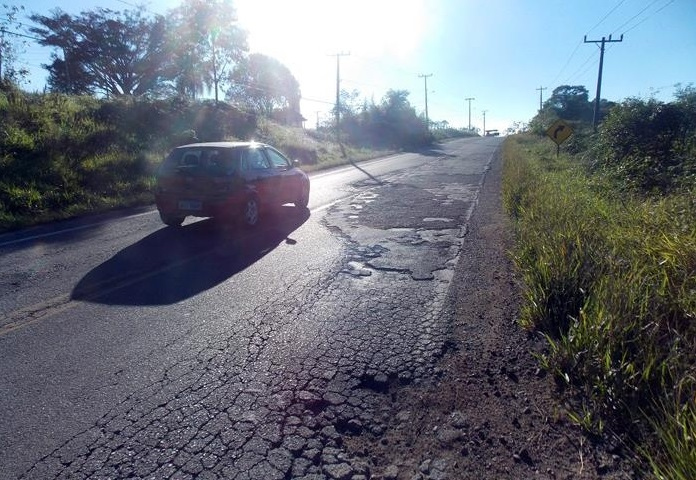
[293,159,301,167]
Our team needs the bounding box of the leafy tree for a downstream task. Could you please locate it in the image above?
[30,7,170,96]
[528,84,614,134]
[337,89,431,148]
[167,0,247,101]
[0,4,28,85]
[545,85,593,121]
[226,53,300,117]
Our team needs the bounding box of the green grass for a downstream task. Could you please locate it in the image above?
[3,86,476,232]
[0,91,397,232]
[503,133,696,477]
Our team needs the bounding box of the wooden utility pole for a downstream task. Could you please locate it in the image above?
[536,86,547,111]
[465,97,475,131]
[584,34,623,130]
[418,73,433,129]
[330,52,350,143]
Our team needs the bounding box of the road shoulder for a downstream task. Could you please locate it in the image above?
[344,143,634,479]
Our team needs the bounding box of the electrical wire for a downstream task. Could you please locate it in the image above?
[562,48,600,86]
[0,27,40,41]
[548,40,583,88]
[548,0,624,89]
[611,0,662,34]
[618,0,675,35]
[587,0,626,35]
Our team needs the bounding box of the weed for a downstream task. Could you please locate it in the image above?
[503,133,696,474]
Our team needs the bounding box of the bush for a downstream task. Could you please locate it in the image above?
[592,92,696,194]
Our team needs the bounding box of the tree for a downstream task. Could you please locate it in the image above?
[357,90,430,148]
[226,53,300,118]
[0,4,28,85]
[167,0,247,101]
[545,85,593,121]
[30,7,170,96]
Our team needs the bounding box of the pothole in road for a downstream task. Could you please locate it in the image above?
[356,371,410,394]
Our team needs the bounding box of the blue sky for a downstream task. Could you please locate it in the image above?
[7,0,696,133]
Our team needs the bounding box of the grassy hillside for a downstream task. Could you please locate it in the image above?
[0,89,416,232]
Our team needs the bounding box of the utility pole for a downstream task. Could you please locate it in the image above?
[330,51,350,143]
[584,34,623,131]
[536,86,547,111]
[210,28,221,104]
[482,110,488,136]
[465,97,475,131]
[418,73,433,129]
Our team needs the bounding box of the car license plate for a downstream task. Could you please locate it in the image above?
[178,200,202,211]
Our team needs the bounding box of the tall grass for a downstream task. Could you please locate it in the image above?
[503,134,696,477]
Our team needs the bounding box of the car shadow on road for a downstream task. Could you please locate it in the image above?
[71,206,310,306]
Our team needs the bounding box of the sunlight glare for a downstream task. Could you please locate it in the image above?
[235,0,430,103]
[237,0,429,59]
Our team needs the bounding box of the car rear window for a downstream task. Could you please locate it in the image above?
[159,147,241,176]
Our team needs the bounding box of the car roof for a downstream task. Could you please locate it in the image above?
[175,141,268,149]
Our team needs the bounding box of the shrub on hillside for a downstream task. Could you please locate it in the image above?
[592,89,696,194]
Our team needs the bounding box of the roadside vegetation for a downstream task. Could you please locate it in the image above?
[0,0,475,233]
[0,80,474,232]
[503,85,696,478]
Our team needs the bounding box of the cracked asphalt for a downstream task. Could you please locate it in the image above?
[0,137,502,479]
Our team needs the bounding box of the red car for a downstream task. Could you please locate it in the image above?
[155,142,310,227]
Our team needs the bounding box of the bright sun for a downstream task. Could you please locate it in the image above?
[235,0,431,107]
[237,0,428,59]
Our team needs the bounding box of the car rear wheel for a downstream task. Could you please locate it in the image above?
[160,212,185,227]
[242,196,260,227]
[294,182,309,210]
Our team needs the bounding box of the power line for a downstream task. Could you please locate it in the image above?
[611,0,661,34]
[584,34,624,130]
[560,0,670,89]
[548,40,583,87]
[619,0,675,35]
[348,52,420,78]
[548,0,670,91]
[548,0,624,89]
[0,27,40,41]
[562,48,600,85]
[587,0,626,35]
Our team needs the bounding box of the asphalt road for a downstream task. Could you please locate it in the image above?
[0,136,503,479]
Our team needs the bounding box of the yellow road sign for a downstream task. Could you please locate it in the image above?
[546,120,573,145]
